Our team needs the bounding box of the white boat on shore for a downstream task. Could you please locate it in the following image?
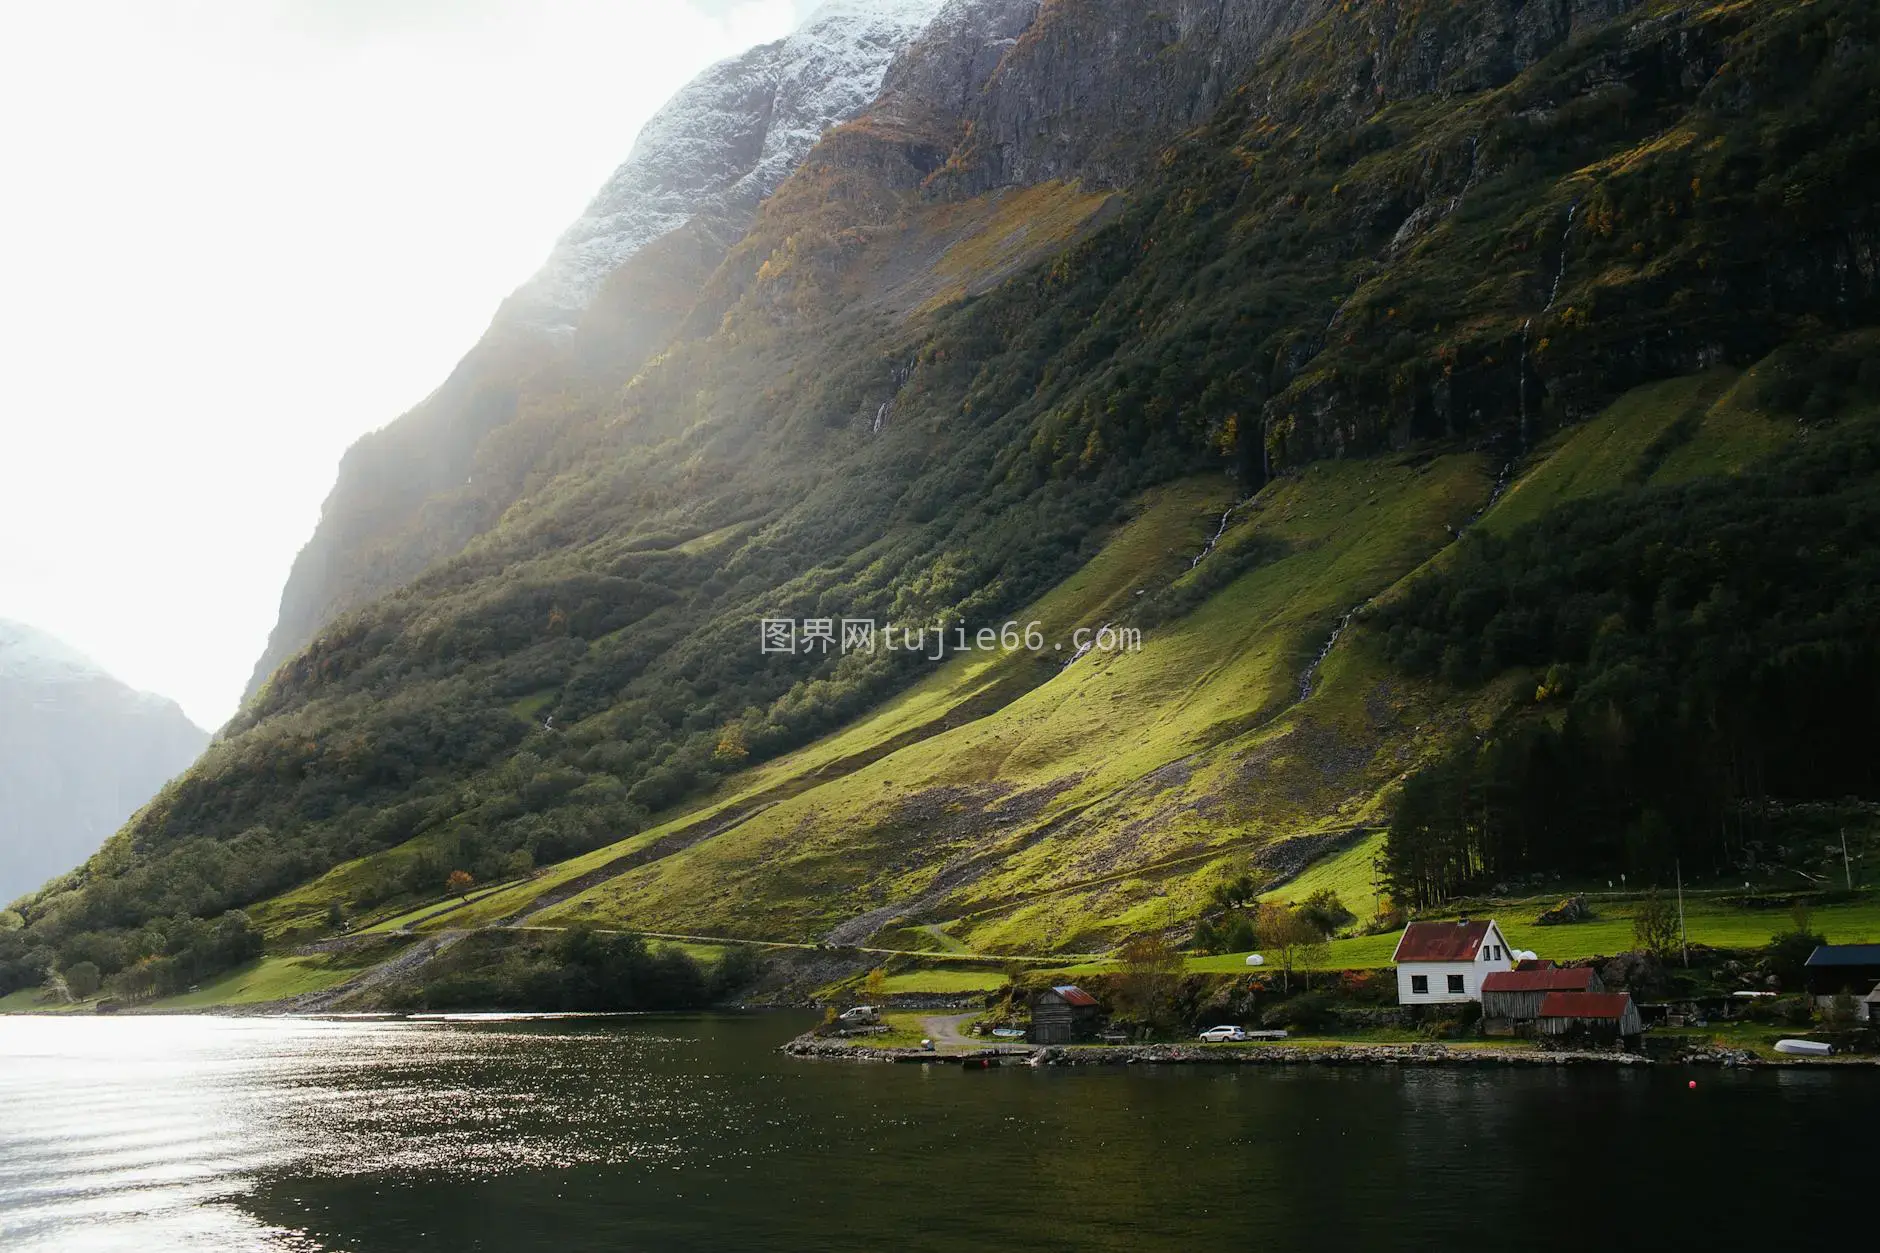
[1773,1039,1833,1057]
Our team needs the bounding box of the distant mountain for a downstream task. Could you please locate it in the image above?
[0,621,206,904]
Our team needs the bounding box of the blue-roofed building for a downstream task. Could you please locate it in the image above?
[1803,945,1880,1019]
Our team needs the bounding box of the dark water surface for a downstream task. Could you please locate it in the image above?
[0,1013,1868,1251]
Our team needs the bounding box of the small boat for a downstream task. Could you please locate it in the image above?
[990,1027,1026,1040]
[1773,1038,1832,1057]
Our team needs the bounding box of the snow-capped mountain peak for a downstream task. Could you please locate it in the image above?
[0,619,108,686]
[504,0,946,332]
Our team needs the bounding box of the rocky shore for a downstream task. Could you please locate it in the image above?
[782,1034,1874,1068]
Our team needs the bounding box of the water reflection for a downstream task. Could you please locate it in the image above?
[1,1015,1873,1252]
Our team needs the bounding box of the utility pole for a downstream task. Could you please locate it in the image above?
[1843,828,1854,891]
[1676,859,1688,968]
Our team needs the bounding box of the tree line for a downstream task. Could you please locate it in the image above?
[1377,396,1880,908]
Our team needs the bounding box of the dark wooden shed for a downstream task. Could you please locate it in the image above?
[1481,967,1604,1035]
[1535,991,1642,1043]
[1803,945,1880,997]
[1030,985,1101,1044]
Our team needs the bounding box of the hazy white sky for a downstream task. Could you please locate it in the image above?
[0,0,820,730]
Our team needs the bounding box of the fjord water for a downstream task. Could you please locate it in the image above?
[0,1015,1868,1251]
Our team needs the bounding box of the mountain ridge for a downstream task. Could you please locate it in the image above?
[0,620,206,906]
[243,0,951,705]
[9,0,1880,1006]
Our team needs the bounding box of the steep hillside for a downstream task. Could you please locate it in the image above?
[244,0,949,702]
[0,622,206,905]
[10,0,1880,1003]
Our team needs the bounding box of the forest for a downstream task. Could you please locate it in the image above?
[1380,354,1880,907]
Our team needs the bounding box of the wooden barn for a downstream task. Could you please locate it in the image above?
[1030,985,1101,1044]
[1803,944,1880,997]
[1480,967,1605,1035]
[1535,991,1642,1044]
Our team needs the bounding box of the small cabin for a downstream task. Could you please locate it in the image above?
[1803,944,1880,999]
[1030,985,1101,1044]
[1535,991,1642,1043]
[1480,967,1603,1035]
[1393,919,1515,1006]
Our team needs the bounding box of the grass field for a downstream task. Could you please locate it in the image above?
[145,950,389,1010]
[1259,831,1388,919]
[1048,892,1880,979]
[878,968,1006,994]
[180,368,1827,1014]
[539,451,1490,950]
[0,950,374,1015]
[0,986,82,1014]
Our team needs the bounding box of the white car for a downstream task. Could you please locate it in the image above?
[1197,1025,1247,1042]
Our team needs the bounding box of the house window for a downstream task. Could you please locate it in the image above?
[1447,974,1465,994]
[1411,975,1428,995]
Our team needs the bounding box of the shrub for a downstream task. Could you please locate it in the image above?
[1261,991,1336,1031]
[1766,929,1827,991]
[1299,888,1355,936]
[62,961,101,1000]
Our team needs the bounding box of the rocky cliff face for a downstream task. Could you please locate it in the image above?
[245,0,1865,707]
[244,1,947,705]
[506,0,949,333]
[0,622,205,904]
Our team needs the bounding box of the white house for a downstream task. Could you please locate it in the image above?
[1392,919,1515,1005]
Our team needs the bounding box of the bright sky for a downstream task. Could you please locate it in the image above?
[0,0,820,730]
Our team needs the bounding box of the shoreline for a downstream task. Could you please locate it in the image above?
[782,1033,1879,1068]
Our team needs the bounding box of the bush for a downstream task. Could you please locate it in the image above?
[1738,994,1814,1026]
[1415,1001,1482,1040]
[62,961,101,1000]
[1766,929,1827,991]
[1359,906,1407,936]
[1261,991,1336,1031]
[1298,888,1355,936]
[1221,914,1258,953]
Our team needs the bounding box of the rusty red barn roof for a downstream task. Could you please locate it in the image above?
[1482,968,1595,993]
[1537,991,1633,1019]
[1392,920,1493,963]
[1050,985,1098,1007]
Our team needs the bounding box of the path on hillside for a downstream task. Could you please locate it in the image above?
[918,1013,979,1051]
[286,930,468,1013]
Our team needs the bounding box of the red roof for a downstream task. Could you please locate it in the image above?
[1051,985,1098,1007]
[1537,992,1633,1019]
[1482,968,1595,994]
[1393,920,1493,963]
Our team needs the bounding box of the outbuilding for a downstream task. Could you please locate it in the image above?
[1803,944,1880,1006]
[1480,966,1605,1035]
[1392,919,1515,1005]
[1030,985,1102,1044]
[1535,991,1643,1044]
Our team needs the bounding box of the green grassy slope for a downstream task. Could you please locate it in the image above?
[237,362,1807,978]
[533,451,1489,945]
[11,0,1878,1012]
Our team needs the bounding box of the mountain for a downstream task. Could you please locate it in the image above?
[8,0,1879,1003]
[0,622,206,905]
[243,0,948,706]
